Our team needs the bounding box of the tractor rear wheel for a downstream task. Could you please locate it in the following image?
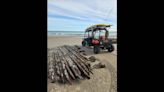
[108,44,114,52]
[94,45,100,54]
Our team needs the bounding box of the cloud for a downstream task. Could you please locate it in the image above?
[48,0,117,31]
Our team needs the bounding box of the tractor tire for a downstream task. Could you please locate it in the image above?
[82,41,86,47]
[108,44,114,52]
[94,45,100,54]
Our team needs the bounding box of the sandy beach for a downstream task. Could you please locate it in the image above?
[48,36,117,92]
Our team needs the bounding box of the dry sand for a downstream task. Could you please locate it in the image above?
[48,36,117,92]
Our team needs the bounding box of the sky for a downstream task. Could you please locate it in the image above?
[48,0,117,31]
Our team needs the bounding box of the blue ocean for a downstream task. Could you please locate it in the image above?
[48,31,117,38]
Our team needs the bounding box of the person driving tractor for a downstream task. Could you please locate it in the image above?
[105,30,109,39]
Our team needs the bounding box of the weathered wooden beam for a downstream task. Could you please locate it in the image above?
[58,47,76,80]
[63,46,92,77]
[65,46,93,74]
[48,45,93,84]
[59,47,82,79]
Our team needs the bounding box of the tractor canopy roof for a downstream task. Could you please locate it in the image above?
[85,24,112,32]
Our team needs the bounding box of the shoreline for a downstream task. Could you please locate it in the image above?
[48,35,117,39]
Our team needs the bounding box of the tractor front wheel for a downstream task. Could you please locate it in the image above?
[108,44,114,52]
[94,45,100,54]
[82,41,86,47]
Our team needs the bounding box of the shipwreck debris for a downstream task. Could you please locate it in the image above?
[91,62,106,69]
[88,56,96,62]
[48,45,92,84]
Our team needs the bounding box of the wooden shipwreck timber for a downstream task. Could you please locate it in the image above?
[48,45,93,84]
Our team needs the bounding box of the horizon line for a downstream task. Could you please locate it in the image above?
[48,30,117,31]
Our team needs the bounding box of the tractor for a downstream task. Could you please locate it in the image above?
[82,24,115,54]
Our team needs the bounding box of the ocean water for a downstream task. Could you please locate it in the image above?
[48,31,117,38]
